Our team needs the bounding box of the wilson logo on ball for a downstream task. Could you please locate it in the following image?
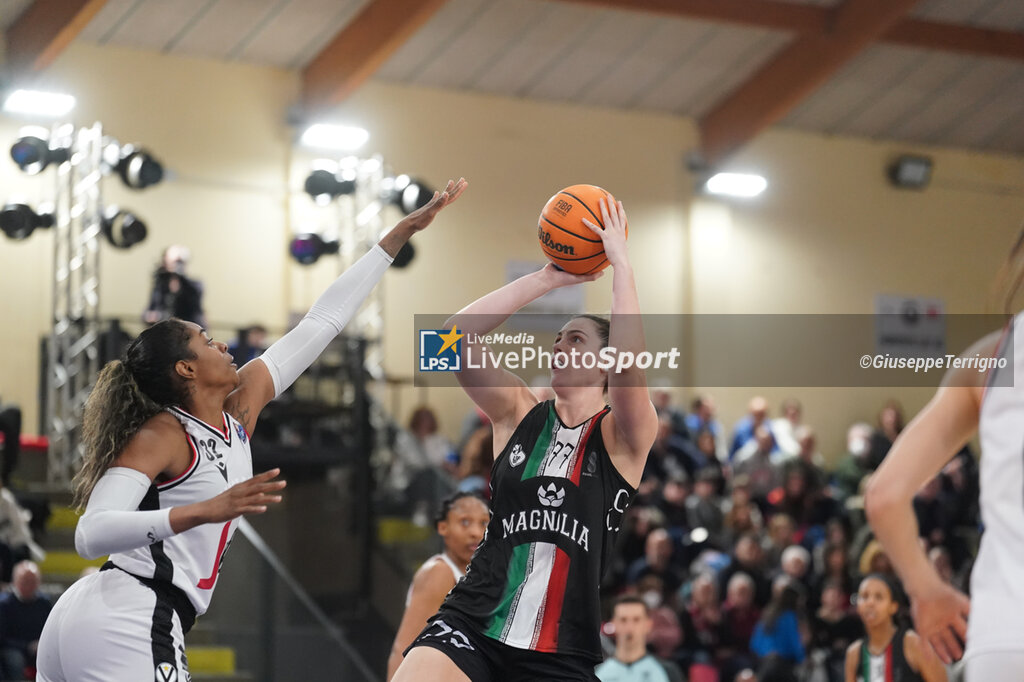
[538,227,576,255]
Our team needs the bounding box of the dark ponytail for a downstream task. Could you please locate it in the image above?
[72,319,195,509]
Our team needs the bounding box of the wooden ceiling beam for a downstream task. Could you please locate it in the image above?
[301,0,449,114]
[697,0,922,166]
[555,0,1024,62]
[883,19,1024,62]
[4,0,108,75]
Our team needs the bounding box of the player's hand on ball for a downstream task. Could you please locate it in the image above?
[202,468,287,522]
[539,262,604,289]
[398,178,468,234]
[581,197,629,268]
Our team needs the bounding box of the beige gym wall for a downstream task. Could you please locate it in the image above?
[1,41,1022,464]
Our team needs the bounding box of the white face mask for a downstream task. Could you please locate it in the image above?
[642,590,662,610]
[849,437,870,458]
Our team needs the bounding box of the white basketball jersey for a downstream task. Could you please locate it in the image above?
[969,315,1024,657]
[404,552,465,607]
[108,406,253,616]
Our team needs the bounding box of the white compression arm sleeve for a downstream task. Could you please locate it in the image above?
[75,467,174,560]
[259,244,393,397]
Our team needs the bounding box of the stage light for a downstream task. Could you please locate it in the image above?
[703,172,767,199]
[115,145,164,189]
[0,203,54,240]
[304,168,356,205]
[10,133,69,175]
[393,242,415,269]
[888,155,932,190]
[300,124,369,152]
[386,175,434,215]
[289,233,339,265]
[101,206,147,249]
[3,89,75,117]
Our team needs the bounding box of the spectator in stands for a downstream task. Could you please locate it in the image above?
[867,400,904,470]
[718,572,761,679]
[779,545,813,593]
[791,425,828,487]
[734,426,782,508]
[686,468,724,542]
[750,578,806,682]
[914,474,954,550]
[657,472,690,531]
[0,401,21,487]
[456,423,493,496]
[391,406,457,522]
[143,244,206,327]
[596,595,685,682]
[0,480,44,583]
[729,396,773,460]
[0,561,51,681]
[651,387,688,438]
[636,574,686,661]
[771,398,803,458]
[809,579,862,682]
[227,324,268,365]
[810,542,856,612]
[626,528,684,598]
[762,513,796,569]
[645,417,699,482]
[686,395,725,461]
[928,546,954,585]
[722,481,764,548]
[718,532,771,609]
[832,423,875,502]
[681,572,722,667]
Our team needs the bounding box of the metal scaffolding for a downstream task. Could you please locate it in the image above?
[46,123,105,486]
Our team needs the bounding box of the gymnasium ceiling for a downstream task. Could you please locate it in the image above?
[2,0,1023,163]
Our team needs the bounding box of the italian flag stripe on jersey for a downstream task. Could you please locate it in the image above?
[486,542,534,641]
[535,545,571,650]
[520,405,555,481]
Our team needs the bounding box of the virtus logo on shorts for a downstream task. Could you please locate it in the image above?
[418,327,463,372]
[155,662,177,682]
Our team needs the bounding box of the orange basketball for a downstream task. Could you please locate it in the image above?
[538,184,626,275]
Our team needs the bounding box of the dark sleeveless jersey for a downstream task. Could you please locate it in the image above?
[856,628,924,682]
[441,400,637,661]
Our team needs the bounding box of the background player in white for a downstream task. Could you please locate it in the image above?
[387,491,490,679]
[35,179,466,682]
[865,231,1024,679]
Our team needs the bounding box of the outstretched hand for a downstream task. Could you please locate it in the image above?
[397,178,468,234]
[581,196,629,268]
[910,579,970,664]
[201,468,286,523]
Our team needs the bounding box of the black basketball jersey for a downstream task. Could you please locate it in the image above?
[441,400,637,661]
[856,628,925,682]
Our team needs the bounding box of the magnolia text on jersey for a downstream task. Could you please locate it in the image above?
[465,345,681,373]
[501,509,590,551]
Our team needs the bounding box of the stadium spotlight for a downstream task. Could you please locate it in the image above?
[888,155,932,190]
[101,206,148,249]
[10,129,70,175]
[0,203,54,240]
[300,123,369,152]
[702,172,767,199]
[289,233,339,265]
[3,89,75,117]
[304,168,356,205]
[383,175,434,215]
[102,141,164,189]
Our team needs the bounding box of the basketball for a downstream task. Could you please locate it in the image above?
[538,184,626,275]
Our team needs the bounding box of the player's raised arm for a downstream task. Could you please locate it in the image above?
[582,198,657,488]
[225,178,467,432]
